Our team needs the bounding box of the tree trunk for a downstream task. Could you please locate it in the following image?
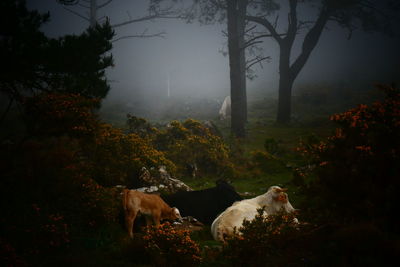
[277,70,294,124]
[276,6,330,124]
[90,0,97,27]
[227,0,246,137]
[238,0,247,123]
[276,43,294,124]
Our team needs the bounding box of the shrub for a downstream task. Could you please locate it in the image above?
[249,150,286,174]
[126,114,158,138]
[223,208,301,266]
[264,137,280,155]
[153,119,233,178]
[0,135,122,265]
[297,84,400,229]
[142,222,202,266]
[83,123,175,187]
[23,92,99,137]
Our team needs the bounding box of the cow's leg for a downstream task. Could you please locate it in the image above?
[126,210,137,238]
[145,216,153,227]
[153,212,161,227]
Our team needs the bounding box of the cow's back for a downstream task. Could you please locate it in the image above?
[163,182,242,225]
[125,190,169,214]
[211,201,259,241]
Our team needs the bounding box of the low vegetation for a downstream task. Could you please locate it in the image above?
[1,84,399,266]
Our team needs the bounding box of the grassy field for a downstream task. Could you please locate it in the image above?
[100,95,339,203]
[86,93,352,266]
[178,120,336,214]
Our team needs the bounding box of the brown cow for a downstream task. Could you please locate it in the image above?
[122,189,181,238]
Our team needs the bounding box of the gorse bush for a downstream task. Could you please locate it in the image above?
[153,119,233,178]
[1,92,236,265]
[83,123,175,187]
[23,92,100,137]
[126,113,158,138]
[1,92,169,264]
[0,136,120,266]
[223,208,301,266]
[298,84,400,229]
[142,222,202,266]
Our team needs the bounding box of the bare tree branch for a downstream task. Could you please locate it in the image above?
[290,7,330,80]
[112,30,166,42]
[63,6,90,22]
[78,3,90,9]
[98,0,113,10]
[244,24,257,34]
[273,14,279,29]
[244,32,285,48]
[243,40,263,49]
[246,56,270,70]
[111,11,182,28]
[246,15,282,43]
[57,0,79,5]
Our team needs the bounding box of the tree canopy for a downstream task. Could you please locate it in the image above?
[0,0,114,104]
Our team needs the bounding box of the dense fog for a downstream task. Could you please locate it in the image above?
[28,0,400,122]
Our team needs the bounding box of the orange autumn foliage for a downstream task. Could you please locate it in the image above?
[297,84,400,227]
[142,222,202,266]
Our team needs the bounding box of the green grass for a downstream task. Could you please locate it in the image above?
[244,124,333,153]
[91,94,342,266]
[205,115,335,201]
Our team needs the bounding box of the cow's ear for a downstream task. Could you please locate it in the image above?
[273,187,288,193]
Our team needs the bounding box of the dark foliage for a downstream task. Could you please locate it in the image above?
[221,208,399,266]
[298,84,400,231]
[0,0,49,100]
[43,21,114,99]
[0,0,114,105]
[222,208,303,266]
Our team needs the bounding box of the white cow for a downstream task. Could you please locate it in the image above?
[211,186,297,242]
[219,96,231,120]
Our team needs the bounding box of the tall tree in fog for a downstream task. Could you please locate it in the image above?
[246,0,399,124]
[189,0,269,137]
[227,0,248,137]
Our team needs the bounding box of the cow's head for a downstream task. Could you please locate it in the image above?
[268,186,298,217]
[167,207,182,221]
[268,186,288,203]
[271,187,288,204]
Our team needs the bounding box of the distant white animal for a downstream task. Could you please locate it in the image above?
[219,96,231,120]
[211,186,297,242]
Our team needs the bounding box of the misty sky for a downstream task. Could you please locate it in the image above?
[28,0,400,104]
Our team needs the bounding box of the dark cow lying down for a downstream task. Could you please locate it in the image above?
[163,180,242,225]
